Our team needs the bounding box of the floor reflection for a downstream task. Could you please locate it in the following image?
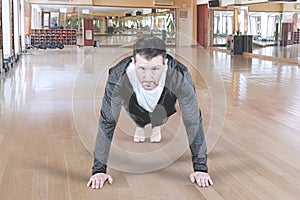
[210,50,300,109]
[0,46,299,140]
[252,45,300,62]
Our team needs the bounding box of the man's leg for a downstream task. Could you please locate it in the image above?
[134,126,145,143]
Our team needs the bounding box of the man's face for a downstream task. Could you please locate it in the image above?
[134,54,167,90]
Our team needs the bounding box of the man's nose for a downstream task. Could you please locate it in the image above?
[144,70,152,81]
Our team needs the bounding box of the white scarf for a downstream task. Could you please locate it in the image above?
[126,61,167,112]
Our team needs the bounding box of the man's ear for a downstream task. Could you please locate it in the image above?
[164,58,168,65]
[131,57,135,64]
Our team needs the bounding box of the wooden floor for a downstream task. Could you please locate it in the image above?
[0,46,300,200]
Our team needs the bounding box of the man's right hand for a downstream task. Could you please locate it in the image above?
[87,173,113,189]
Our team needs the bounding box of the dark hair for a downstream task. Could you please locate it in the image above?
[133,36,167,61]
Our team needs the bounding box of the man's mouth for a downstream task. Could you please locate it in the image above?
[142,82,157,90]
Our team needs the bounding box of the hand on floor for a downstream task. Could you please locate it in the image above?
[190,171,213,187]
[87,173,113,189]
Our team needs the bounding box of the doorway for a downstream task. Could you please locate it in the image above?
[197,4,208,47]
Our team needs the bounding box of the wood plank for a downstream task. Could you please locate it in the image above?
[251,176,295,200]
[1,45,300,200]
[48,184,68,200]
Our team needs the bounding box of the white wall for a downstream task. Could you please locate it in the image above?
[176,8,195,46]
[197,0,208,3]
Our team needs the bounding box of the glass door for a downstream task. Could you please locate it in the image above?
[249,12,280,46]
[213,10,233,46]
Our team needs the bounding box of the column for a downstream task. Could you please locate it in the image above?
[20,0,25,51]
[2,0,13,60]
[14,0,20,56]
[233,6,248,35]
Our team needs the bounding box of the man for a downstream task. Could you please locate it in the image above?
[87,36,213,189]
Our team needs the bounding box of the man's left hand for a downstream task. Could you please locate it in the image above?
[190,172,213,187]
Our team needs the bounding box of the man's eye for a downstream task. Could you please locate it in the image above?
[139,67,145,70]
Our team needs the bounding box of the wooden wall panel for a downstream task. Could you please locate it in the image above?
[29,0,93,5]
[93,0,175,8]
[28,0,192,8]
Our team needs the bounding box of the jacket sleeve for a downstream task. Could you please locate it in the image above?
[92,71,123,175]
[175,66,208,173]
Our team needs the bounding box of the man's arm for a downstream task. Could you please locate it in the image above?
[176,68,208,172]
[92,75,123,174]
[88,71,123,189]
[174,65,213,186]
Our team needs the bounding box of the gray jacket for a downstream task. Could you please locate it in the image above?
[92,54,208,175]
